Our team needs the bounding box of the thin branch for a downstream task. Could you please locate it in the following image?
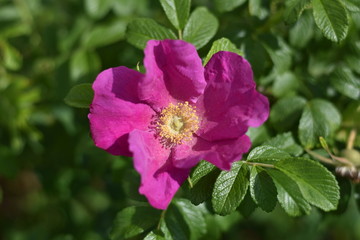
[305,149,336,165]
[347,128,357,150]
[245,161,275,168]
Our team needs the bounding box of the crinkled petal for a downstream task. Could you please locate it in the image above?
[196,51,269,141]
[129,130,190,209]
[172,135,251,171]
[140,40,206,111]
[89,67,154,156]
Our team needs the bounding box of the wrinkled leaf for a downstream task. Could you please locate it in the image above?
[212,162,249,215]
[312,0,349,42]
[159,0,190,30]
[203,38,243,66]
[183,7,219,49]
[275,158,340,211]
[299,99,341,148]
[127,18,176,49]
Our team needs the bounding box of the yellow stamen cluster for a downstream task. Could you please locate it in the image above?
[156,101,199,147]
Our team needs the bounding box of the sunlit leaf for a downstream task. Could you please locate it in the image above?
[183,7,219,49]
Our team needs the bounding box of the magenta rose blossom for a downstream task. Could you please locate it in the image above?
[89,39,269,209]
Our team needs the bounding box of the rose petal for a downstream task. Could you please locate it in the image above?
[172,135,251,171]
[196,51,269,141]
[89,67,154,156]
[129,130,190,209]
[140,40,206,111]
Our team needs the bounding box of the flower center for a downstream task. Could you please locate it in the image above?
[156,101,199,147]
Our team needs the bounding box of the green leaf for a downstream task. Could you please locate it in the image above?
[238,189,257,217]
[159,0,190,30]
[248,0,269,19]
[64,83,94,108]
[144,232,165,240]
[330,67,360,100]
[270,96,307,131]
[247,145,291,162]
[126,18,177,49]
[173,199,206,239]
[284,0,311,23]
[299,99,341,148]
[264,132,303,156]
[83,21,127,49]
[183,7,219,49]
[246,125,270,147]
[1,40,22,71]
[312,0,349,42]
[243,38,270,77]
[85,0,111,19]
[272,71,299,97]
[355,184,360,213]
[165,199,206,240]
[203,38,243,66]
[186,161,221,205]
[289,10,315,48]
[266,168,311,216]
[274,157,340,211]
[109,206,161,240]
[261,35,292,74]
[249,167,277,212]
[215,0,247,12]
[212,161,249,215]
[333,177,352,214]
[344,0,360,12]
[69,50,101,82]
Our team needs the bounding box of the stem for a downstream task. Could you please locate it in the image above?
[305,149,335,165]
[187,176,193,188]
[347,128,357,150]
[245,161,275,168]
[178,29,183,40]
[157,210,166,230]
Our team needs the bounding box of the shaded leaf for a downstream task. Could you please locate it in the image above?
[70,50,101,81]
[330,67,360,100]
[238,189,257,217]
[284,0,311,23]
[83,21,127,49]
[270,96,307,131]
[85,0,111,19]
[299,99,341,148]
[289,10,315,48]
[165,199,206,240]
[64,83,94,108]
[249,0,269,19]
[249,166,277,212]
[215,0,247,12]
[266,168,311,216]
[109,206,161,240]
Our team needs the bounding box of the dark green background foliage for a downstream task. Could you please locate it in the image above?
[1,0,360,239]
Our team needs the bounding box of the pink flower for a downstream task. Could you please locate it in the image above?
[89,40,269,209]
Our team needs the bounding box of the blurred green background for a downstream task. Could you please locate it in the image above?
[1,0,360,239]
